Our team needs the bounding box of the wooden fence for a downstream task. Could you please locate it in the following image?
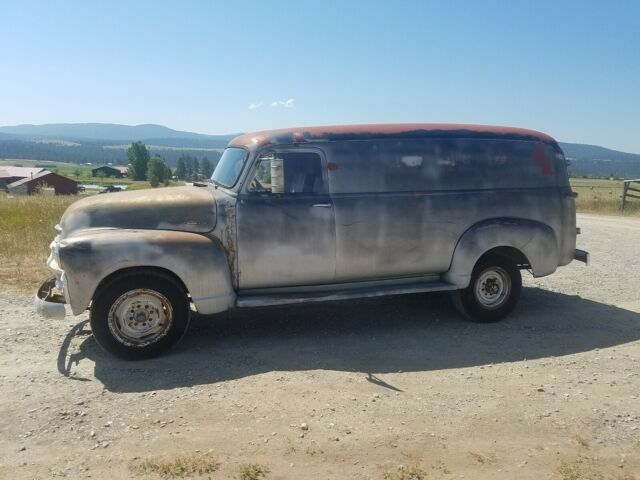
[621,179,640,211]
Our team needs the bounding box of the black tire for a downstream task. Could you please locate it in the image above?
[90,270,190,360]
[451,254,522,323]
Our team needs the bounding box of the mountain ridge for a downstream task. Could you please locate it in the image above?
[0,123,638,176]
[0,123,237,143]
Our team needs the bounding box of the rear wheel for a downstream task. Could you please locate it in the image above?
[90,271,190,360]
[452,254,522,323]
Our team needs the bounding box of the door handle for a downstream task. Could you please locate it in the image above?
[312,203,332,208]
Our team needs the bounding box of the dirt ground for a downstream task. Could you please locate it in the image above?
[1,213,639,480]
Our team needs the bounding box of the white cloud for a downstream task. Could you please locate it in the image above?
[270,98,295,108]
[248,102,263,110]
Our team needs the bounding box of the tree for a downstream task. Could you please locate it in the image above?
[127,141,150,180]
[73,169,82,179]
[192,158,200,180]
[147,156,168,187]
[200,157,213,178]
[185,156,194,181]
[175,156,187,180]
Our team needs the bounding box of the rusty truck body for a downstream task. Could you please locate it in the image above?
[35,124,589,359]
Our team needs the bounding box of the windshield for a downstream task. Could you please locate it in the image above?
[211,147,248,187]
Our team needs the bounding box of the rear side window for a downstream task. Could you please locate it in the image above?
[327,139,560,194]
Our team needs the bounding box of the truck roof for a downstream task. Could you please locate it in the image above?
[229,123,558,148]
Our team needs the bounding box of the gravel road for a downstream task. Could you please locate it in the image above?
[1,214,639,479]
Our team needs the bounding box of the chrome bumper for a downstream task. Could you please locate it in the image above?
[573,249,589,266]
[35,277,66,319]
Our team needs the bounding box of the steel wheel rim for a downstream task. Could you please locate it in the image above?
[108,289,173,347]
[474,267,511,309]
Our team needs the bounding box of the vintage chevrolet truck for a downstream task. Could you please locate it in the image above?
[35,124,589,359]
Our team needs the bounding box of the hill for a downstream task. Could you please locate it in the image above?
[0,123,235,146]
[0,123,638,177]
[559,142,640,178]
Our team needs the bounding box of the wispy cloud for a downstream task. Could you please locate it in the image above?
[249,98,295,110]
[270,98,295,108]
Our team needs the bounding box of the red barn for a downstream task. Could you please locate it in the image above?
[7,171,78,195]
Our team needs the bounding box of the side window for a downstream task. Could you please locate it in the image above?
[248,151,325,195]
[327,139,558,194]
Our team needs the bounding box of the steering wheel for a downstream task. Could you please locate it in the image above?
[250,177,266,192]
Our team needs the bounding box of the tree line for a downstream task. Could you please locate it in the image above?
[0,138,221,167]
[127,141,217,187]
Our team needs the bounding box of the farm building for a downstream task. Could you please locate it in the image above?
[7,171,78,195]
[92,165,129,178]
[0,166,46,188]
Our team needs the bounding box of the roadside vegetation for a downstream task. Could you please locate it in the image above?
[128,451,220,478]
[0,193,77,292]
[571,178,640,215]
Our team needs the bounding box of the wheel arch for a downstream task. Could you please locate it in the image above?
[94,266,189,300]
[444,217,558,288]
[478,246,531,269]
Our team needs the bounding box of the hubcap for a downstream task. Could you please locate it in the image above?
[108,289,173,347]
[474,267,511,309]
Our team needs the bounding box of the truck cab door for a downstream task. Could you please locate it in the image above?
[236,149,336,289]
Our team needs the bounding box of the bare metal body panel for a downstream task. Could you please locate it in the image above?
[58,229,235,315]
[236,193,336,288]
[59,186,217,236]
[36,124,585,319]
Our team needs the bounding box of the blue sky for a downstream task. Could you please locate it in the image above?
[1,1,639,152]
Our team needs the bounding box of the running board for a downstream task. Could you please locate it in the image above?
[236,281,458,308]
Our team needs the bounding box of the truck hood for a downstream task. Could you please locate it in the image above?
[59,186,217,237]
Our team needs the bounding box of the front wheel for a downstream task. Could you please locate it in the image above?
[451,254,522,323]
[90,271,190,360]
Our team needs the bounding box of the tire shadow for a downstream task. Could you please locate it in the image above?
[60,287,640,392]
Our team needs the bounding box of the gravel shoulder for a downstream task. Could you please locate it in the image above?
[1,213,639,479]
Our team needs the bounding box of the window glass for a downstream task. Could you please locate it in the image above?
[326,139,558,193]
[211,147,248,187]
[248,151,325,195]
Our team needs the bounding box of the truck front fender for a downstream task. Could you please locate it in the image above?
[444,218,559,288]
[58,229,235,315]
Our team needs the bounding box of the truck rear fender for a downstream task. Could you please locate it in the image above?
[444,218,558,288]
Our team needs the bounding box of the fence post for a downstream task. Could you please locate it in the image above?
[621,179,640,212]
[622,181,629,211]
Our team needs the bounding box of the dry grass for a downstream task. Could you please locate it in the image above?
[574,434,590,448]
[237,463,270,480]
[570,178,640,216]
[558,456,637,480]
[383,465,428,480]
[0,193,79,292]
[468,451,496,465]
[128,452,220,478]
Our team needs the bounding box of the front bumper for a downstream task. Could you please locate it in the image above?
[573,248,589,265]
[35,277,66,319]
[35,236,69,319]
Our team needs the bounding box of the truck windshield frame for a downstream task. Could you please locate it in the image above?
[211,147,249,188]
